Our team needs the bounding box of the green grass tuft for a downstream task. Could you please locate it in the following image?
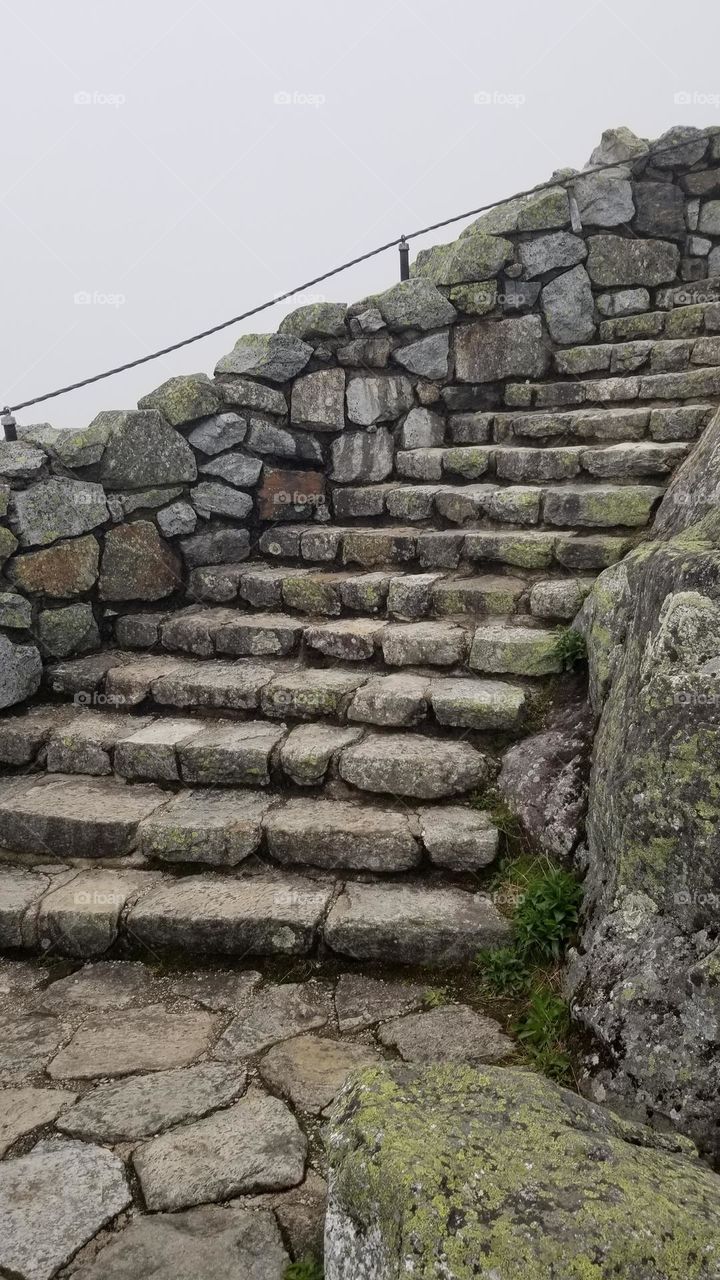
[284,1260,324,1280]
[553,627,587,671]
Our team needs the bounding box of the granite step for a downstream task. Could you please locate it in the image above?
[42,654,531,731]
[506,365,720,410]
[365,439,688,490]
[111,602,585,664]
[244,522,638,568]
[0,773,499,873]
[552,335,720,379]
[0,707,495,798]
[444,402,712,448]
[0,859,511,964]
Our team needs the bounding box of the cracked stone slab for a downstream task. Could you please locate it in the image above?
[214,980,331,1058]
[37,960,160,1011]
[0,1012,71,1080]
[0,865,51,948]
[114,717,203,782]
[178,720,287,787]
[134,1090,307,1211]
[45,711,154,776]
[58,1061,246,1142]
[418,805,499,871]
[377,1004,515,1063]
[259,1034,379,1115]
[0,774,169,858]
[70,1204,290,1280]
[36,869,151,957]
[0,1138,131,1280]
[339,732,488,799]
[0,1086,77,1157]
[0,705,78,766]
[214,612,305,658]
[127,875,334,956]
[334,973,430,1032]
[325,882,512,966]
[48,1003,220,1079]
[279,724,365,785]
[153,660,275,712]
[265,797,420,871]
[347,672,431,727]
[139,789,275,866]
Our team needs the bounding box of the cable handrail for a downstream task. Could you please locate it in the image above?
[2,133,711,419]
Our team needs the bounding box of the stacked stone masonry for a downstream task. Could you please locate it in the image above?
[3,122,720,1279]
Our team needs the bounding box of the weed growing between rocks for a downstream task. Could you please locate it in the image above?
[284,1259,324,1280]
[473,836,583,1084]
[553,626,588,671]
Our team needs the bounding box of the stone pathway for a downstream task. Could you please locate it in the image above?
[0,954,514,1279]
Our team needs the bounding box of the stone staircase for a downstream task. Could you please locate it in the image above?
[1,358,715,970]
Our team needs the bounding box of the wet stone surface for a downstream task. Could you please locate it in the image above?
[0,951,521,1276]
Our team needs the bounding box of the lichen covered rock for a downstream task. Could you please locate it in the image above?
[574,505,720,1160]
[326,1064,720,1279]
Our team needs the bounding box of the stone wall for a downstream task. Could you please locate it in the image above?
[2,122,720,708]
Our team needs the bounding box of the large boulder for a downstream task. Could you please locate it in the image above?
[0,634,42,708]
[97,410,197,490]
[498,702,593,860]
[326,1064,720,1278]
[573,501,720,1160]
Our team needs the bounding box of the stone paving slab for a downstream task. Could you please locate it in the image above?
[214,980,331,1058]
[48,1003,219,1079]
[133,1090,307,1211]
[0,1137,131,1280]
[71,1204,290,1280]
[377,1004,515,1063]
[259,1034,379,1115]
[58,1061,246,1142]
[0,1085,77,1157]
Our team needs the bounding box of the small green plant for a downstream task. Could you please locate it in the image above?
[469,788,526,855]
[514,868,583,962]
[423,985,450,1008]
[284,1260,324,1280]
[514,988,572,1083]
[475,945,531,996]
[554,627,587,671]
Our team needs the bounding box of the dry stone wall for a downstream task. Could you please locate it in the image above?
[2,123,720,707]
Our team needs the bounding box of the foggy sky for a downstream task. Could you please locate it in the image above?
[3,0,720,429]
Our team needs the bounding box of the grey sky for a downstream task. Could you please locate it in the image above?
[3,0,719,429]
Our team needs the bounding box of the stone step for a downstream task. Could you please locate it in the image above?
[41,654,535,731]
[0,860,511,963]
[368,439,688,489]
[506,365,720,410]
[185,559,599,616]
[109,593,594,664]
[253,523,629,572]
[597,293,720,342]
[405,402,712,450]
[553,334,720,379]
[0,773,500,873]
[0,706,495,798]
